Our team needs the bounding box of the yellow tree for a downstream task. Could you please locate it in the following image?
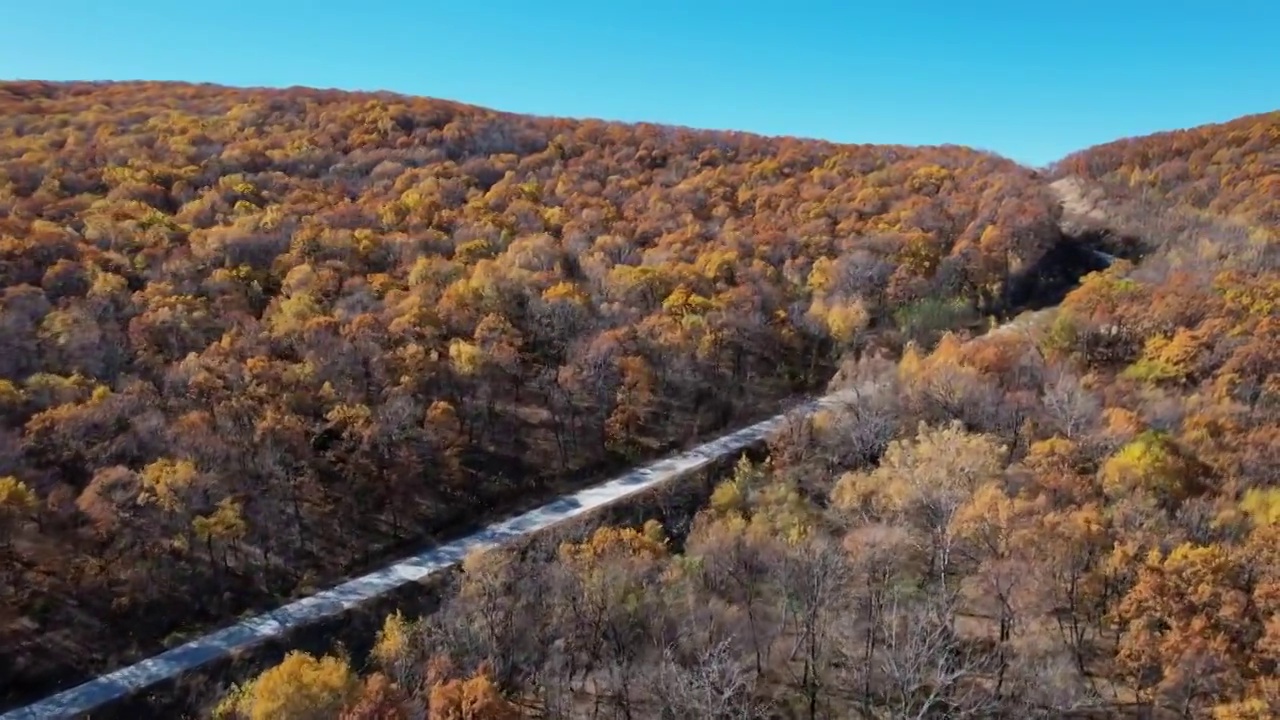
[806,296,871,352]
[138,457,201,543]
[369,611,420,690]
[1239,488,1280,527]
[215,650,359,720]
[832,421,1004,600]
[1100,430,1199,509]
[0,476,37,550]
[706,454,813,545]
[192,497,247,571]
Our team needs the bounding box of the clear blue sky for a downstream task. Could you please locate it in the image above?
[3,1,1277,166]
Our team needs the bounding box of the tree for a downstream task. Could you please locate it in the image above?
[778,536,850,720]
[646,639,768,720]
[1020,436,1099,508]
[557,525,671,719]
[1025,504,1111,678]
[605,354,657,458]
[1113,543,1259,715]
[1100,430,1199,509]
[13,78,1251,714]
[426,662,519,720]
[1040,366,1102,441]
[339,673,410,720]
[216,651,359,720]
[686,511,782,675]
[192,497,247,571]
[138,457,202,542]
[837,523,917,708]
[0,475,36,550]
[75,465,142,536]
[832,421,1005,601]
[874,589,999,719]
[950,482,1042,695]
[369,611,421,694]
[1212,681,1280,720]
[1239,488,1280,527]
[452,547,547,688]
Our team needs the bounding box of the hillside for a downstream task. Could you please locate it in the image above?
[1054,110,1280,229]
[0,81,1069,708]
[208,112,1279,719]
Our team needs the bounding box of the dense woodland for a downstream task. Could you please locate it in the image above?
[213,111,1279,719]
[1055,110,1280,228]
[0,81,1071,708]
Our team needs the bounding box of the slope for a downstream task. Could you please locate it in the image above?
[208,111,1275,720]
[0,80,1067,709]
[4,257,1121,719]
[245,129,1275,719]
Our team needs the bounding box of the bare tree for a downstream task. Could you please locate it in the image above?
[1002,634,1101,719]
[687,520,783,675]
[779,537,852,720]
[836,523,918,709]
[1040,366,1101,441]
[647,639,769,720]
[876,591,998,720]
[449,547,556,688]
[824,391,902,474]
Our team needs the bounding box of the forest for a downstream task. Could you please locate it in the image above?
[0,81,1276,718]
[0,80,1066,710]
[210,110,1278,718]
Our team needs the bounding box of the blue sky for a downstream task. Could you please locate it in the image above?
[3,1,1277,166]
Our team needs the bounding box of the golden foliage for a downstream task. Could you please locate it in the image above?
[1059,110,1280,227]
[370,611,415,676]
[1239,488,1280,527]
[216,651,359,720]
[1100,431,1196,505]
[137,458,199,513]
[427,665,518,720]
[5,80,1279,717]
[192,497,246,543]
[1113,543,1263,703]
[559,525,669,567]
[0,476,37,515]
[832,421,1004,518]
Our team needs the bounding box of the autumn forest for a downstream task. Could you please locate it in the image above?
[0,81,1276,719]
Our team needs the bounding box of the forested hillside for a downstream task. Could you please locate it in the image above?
[213,113,1279,718]
[1055,110,1280,228]
[0,81,1067,707]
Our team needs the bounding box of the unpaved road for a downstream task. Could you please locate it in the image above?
[1051,176,1108,223]
[1051,176,1121,265]
[1,392,860,720]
